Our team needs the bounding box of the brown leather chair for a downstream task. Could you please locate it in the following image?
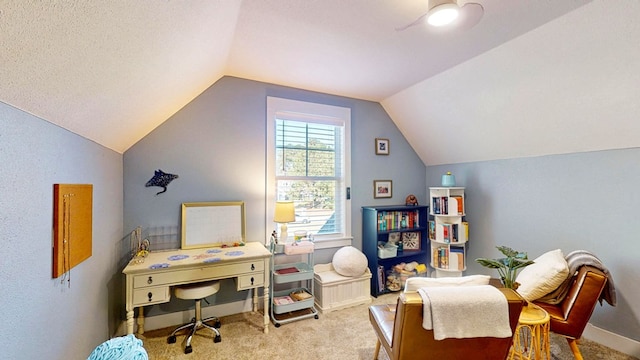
[533,265,608,360]
[369,288,525,360]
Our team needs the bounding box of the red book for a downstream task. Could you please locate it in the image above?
[275,267,299,275]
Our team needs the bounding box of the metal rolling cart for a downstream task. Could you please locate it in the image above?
[269,240,319,327]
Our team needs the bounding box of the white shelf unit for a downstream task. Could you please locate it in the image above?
[429,187,468,277]
[268,243,319,327]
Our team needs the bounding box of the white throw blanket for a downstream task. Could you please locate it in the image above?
[417,285,512,340]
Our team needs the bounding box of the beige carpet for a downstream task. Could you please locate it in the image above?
[140,293,636,360]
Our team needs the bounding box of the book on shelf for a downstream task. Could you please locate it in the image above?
[290,290,313,301]
[450,247,465,271]
[436,223,453,243]
[275,266,299,275]
[432,195,464,215]
[432,197,445,215]
[377,265,386,293]
[428,220,435,240]
[273,296,295,305]
[433,246,449,269]
[377,210,420,231]
[450,195,464,215]
[435,222,467,243]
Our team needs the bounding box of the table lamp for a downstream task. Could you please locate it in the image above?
[274,201,295,243]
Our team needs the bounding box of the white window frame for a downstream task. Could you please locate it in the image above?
[266,96,352,249]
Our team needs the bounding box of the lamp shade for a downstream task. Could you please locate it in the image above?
[274,201,295,223]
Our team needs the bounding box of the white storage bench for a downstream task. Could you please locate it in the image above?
[313,263,372,313]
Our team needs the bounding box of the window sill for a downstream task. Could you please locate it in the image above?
[312,236,352,250]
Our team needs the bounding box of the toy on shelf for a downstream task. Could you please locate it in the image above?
[385,261,427,291]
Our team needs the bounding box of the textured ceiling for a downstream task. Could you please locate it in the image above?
[0,0,600,158]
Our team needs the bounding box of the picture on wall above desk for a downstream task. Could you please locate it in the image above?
[181,201,245,249]
[145,169,179,195]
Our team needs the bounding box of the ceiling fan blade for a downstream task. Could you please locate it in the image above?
[457,2,484,30]
[395,12,428,32]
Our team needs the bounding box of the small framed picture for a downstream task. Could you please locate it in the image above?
[373,180,392,198]
[388,232,401,244]
[402,231,421,250]
[375,138,389,155]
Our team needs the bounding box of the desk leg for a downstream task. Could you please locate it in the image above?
[126,308,135,335]
[252,288,258,312]
[263,284,270,334]
[136,308,145,335]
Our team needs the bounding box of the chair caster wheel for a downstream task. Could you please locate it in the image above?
[184,345,192,354]
[314,315,319,319]
[167,335,176,344]
[275,323,281,328]
[214,335,222,343]
[214,320,221,328]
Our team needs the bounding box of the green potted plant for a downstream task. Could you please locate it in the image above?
[476,246,535,289]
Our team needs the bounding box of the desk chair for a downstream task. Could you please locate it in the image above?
[167,281,222,354]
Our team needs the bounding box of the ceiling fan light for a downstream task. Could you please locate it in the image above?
[427,3,460,27]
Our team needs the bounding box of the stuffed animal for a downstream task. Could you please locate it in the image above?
[405,194,418,206]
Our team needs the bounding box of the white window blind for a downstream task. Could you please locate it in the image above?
[266,97,351,246]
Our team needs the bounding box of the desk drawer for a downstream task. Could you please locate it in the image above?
[133,286,170,306]
[236,273,265,290]
[133,260,265,288]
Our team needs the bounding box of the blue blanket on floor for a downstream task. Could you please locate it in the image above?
[88,334,148,360]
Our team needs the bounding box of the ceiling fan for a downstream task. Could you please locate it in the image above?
[395,0,484,32]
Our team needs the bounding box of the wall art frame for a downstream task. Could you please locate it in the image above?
[373,180,392,198]
[375,138,389,155]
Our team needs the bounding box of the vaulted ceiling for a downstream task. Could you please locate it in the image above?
[3,1,638,165]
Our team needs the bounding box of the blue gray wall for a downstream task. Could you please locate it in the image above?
[426,148,640,342]
[123,76,426,315]
[0,102,123,359]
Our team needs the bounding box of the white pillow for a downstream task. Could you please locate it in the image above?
[404,275,490,292]
[332,246,368,277]
[515,249,569,301]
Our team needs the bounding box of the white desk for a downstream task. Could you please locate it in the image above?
[123,242,271,335]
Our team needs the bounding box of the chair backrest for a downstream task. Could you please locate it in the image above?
[535,265,607,339]
[390,288,524,360]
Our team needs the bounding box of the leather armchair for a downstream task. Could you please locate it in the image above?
[533,265,608,360]
[369,288,525,360]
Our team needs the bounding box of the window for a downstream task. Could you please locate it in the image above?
[266,97,351,248]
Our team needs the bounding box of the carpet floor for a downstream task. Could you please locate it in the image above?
[139,293,637,359]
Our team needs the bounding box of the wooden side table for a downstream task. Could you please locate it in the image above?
[509,302,551,360]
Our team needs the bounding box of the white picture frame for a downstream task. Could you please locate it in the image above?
[181,201,245,249]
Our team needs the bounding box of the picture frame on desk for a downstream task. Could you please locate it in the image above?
[373,180,392,198]
[402,231,421,250]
